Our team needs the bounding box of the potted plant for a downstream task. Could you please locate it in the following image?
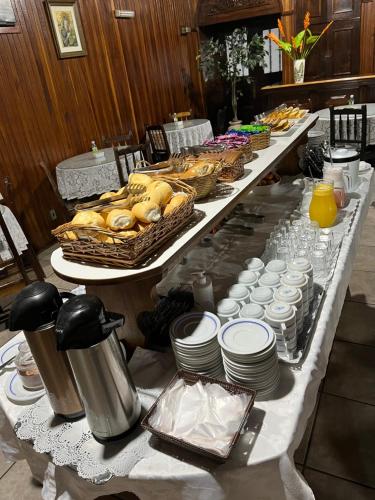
[199,28,266,126]
[268,12,333,84]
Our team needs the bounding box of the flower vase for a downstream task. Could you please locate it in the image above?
[293,59,305,84]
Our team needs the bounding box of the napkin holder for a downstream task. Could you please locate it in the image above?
[141,370,256,461]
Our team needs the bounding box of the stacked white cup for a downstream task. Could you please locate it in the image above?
[264,301,297,356]
[239,303,265,320]
[237,270,259,293]
[288,258,314,303]
[245,257,265,275]
[227,284,251,307]
[258,272,281,291]
[217,299,240,325]
[265,259,288,276]
[250,286,274,307]
[274,286,304,336]
[280,271,309,317]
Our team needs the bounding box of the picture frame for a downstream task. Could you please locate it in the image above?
[0,0,20,34]
[45,0,87,59]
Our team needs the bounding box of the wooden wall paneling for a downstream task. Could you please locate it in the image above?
[329,18,360,77]
[281,0,295,84]
[360,0,375,75]
[0,0,203,250]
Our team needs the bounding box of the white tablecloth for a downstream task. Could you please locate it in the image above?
[0,205,29,261]
[56,149,139,200]
[0,171,373,500]
[163,119,213,154]
[314,103,375,145]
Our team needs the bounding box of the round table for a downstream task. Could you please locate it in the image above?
[163,119,214,154]
[56,148,139,200]
[314,103,375,145]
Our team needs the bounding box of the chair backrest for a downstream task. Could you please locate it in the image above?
[39,162,72,221]
[146,125,171,162]
[325,95,348,108]
[113,144,150,185]
[102,132,133,148]
[329,105,367,153]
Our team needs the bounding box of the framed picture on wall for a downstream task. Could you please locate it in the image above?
[45,0,87,59]
[0,0,20,33]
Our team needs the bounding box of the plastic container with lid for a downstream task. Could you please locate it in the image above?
[14,341,43,390]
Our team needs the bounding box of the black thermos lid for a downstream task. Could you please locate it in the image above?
[56,295,124,351]
[9,282,63,332]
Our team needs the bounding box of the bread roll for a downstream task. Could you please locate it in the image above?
[100,191,117,200]
[106,209,136,230]
[71,211,105,228]
[63,231,78,241]
[128,173,153,187]
[146,181,173,206]
[163,194,188,216]
[116,186,127,195]
[135,221,150,232]
[132,201,161,223]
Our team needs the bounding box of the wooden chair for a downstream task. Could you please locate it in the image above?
[102,131,133,148]
[146,125,171,163]
[114,144,150,185]
[329,105,367,157]
[325,95,349,108]
[39,161,74,221]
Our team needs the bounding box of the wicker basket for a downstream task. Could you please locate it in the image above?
[52,178,196,268]
[197,151,246,183]
[141,370,256,462]
[152,159,222,200]
[249,129,271,151]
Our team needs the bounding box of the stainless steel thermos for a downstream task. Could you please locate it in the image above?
[9,282,85,420]
[56,295,141,442]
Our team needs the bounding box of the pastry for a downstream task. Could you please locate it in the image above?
[135,221,150,232]
[146,181,173,206]
[99,230,138,244]
[132,201,161,223]
[71,210,106,228]
[128,173,153,187]
[106,209,136,231]
[62,231,78,241]
[99,191,117,200]
[163,193,188,216]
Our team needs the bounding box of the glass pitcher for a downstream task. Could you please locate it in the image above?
[309,180,337,228]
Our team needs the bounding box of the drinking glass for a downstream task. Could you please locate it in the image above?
[277,245,290,262]
[312,249,328,277]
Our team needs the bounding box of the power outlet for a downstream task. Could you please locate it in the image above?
[49,209,57,221]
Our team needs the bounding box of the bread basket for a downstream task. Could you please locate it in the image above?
[52,178,196,268]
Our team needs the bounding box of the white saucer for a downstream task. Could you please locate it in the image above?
[170,312,221,346]
[5,371,45,405]
[218,319,275,356]
[0,337,24,370]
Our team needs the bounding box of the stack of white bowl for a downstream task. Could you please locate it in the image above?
[287,258,314,303]
[170,312,223,377]
[264,301,297,357]
[218,319,280,399]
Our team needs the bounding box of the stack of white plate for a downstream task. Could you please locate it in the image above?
[170,312,223,377]
[218,319,280,399]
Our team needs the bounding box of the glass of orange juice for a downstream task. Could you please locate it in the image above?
[309,180,337,228]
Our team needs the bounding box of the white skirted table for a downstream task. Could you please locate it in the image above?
[163,119,214,154]
[0,168,373,500]
[314,103,375,145]
[56,148,139,200]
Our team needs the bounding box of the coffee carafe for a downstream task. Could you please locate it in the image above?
[56,295,141,442]
[9,282,84,420]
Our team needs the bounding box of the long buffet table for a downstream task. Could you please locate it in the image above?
[51,114,319,346]
[0,166,373,500]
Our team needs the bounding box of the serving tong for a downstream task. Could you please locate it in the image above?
[75,183,147,212]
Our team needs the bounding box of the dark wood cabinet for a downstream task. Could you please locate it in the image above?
[296,0,361,80]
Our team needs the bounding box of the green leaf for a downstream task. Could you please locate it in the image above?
[279,41,292,53]
[293,30,306,48]
[306,35,319,45]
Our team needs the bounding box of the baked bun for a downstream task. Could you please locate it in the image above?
[106,209,136,230]
[163,194,188,216]
[132,201,161,223]
[134,221,150,232]
[63,231,78,241]
[116,186,127,195]
[128,173,153,187]
[71,211,105,228]
[100,191,117,200]
[188,163,215,176]
[146,181,173,206]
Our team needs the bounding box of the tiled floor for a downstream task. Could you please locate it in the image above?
[294,201,375,499]
[0,202,375,498]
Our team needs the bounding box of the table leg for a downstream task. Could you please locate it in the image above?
[87,273,162,348]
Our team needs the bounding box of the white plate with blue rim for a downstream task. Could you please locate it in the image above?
[5,370,45,405]
[218,319,275,357]
[170,312,221,346]
[0,337,24,370]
